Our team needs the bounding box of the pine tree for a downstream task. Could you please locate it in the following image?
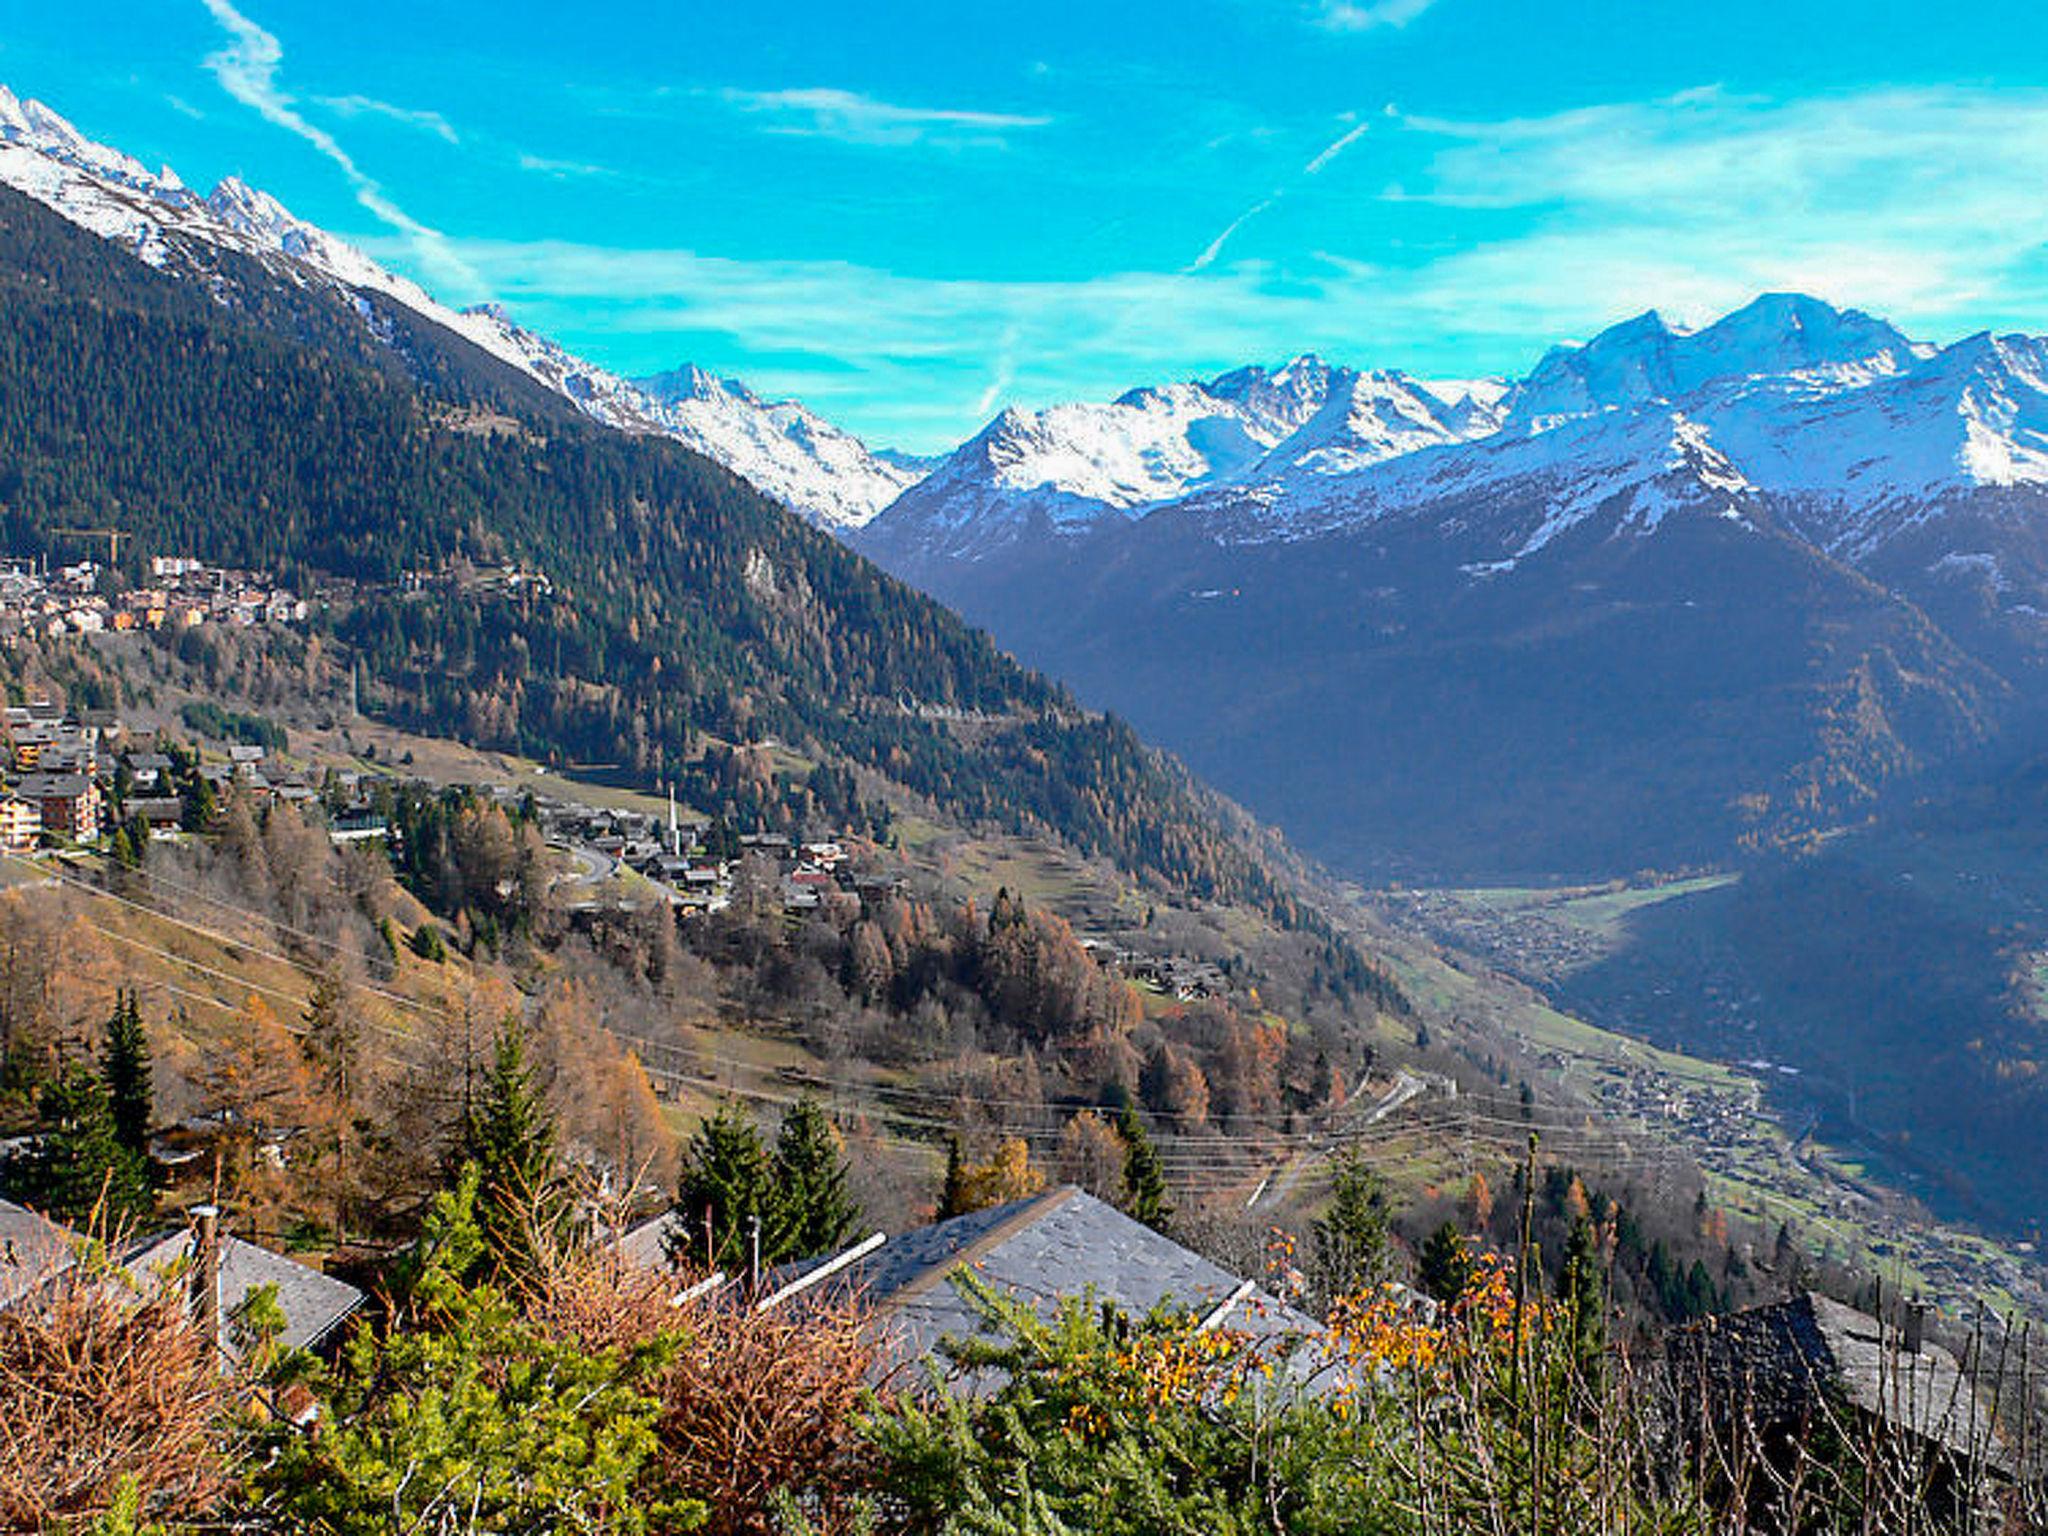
[768,1097,858,1263]
[671,1100,775,1276]
[100,991,152,1163]
[1417,1221,1473,1305]
[1310,1149,1391,1304]
[20,1062,149,1222]
[1114,1102,1172,1233]
[463,1023,560,1272]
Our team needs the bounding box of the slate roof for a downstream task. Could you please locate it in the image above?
[0,1196,75,1309]
[616,1210,682,1273]
[779,1186,1321,1384]
[1668,1291,2010,1470]
[15,773,91,799]
[124,1230,366,1363]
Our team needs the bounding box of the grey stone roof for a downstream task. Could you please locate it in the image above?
[616,1211,682,1273]
[124,1230,365,1363]
[0,1197,74,1309]
[15,773,90,798]
[782,1186,1320,1383]
[1668,1291,2009,1470]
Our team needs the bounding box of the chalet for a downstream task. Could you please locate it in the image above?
[0,1200,364,1376]
[782,867,836,910]
[15,772,101,842]
[623,1186,1324,1394]
[128,796,186,831]
[125,1216,365,1370]
[124,751,173,792]
[8,719,59,770]
[1666,1291,2014,1525]
[328,807,389,843]
[37,737,97,776]
[0,794,39,852]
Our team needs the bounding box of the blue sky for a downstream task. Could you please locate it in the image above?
[6,0,2048,449]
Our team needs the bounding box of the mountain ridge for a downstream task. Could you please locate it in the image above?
[0,84,919,531]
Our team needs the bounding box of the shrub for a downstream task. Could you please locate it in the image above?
[0,1231,227,1529]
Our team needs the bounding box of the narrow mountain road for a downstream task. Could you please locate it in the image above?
[1246,1071,1430,1212]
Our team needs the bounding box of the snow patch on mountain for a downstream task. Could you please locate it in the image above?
[635,367,927,530]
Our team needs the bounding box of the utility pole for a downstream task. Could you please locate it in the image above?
[189,1204,222,1371]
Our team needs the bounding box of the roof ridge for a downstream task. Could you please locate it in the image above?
[881,1185,1081,1314]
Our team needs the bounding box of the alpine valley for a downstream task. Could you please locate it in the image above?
[3,80,2047,1252]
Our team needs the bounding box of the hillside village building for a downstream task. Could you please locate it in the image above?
[0,1197,364,1376]
[621,1185,1325,1392]
[14,771,100,841]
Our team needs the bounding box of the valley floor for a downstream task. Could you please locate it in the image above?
[1363,875,2048,1324]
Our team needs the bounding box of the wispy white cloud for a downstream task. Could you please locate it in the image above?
[1187,117,1371,270]
[1314,0,1442,32]
[164,94,205,120]
[197,0,475,291]
[718,86,1051,147]
[365,84,2048,449]
[1304,120,1369,174]
[517,150,615,179]
[1382,86,2048,323]
[1187,194,1278,272]
[318,92,458,144]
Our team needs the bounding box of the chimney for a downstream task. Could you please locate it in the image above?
[1903,1299,1927,1356]
[189,1204,222,1364]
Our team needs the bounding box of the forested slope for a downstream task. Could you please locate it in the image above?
[0,184,1341,932]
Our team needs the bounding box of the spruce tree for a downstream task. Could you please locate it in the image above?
[1114,1102,1172,1233]
[671,1100,775,1275]
[1309,1148,1392,1304]
[1560,1214,1606,1365]
[463,1023,560,1272]
[937,1134,970,1220]
[100,991,152,1163]
[22,1062,149,1222]
[768,1096,858,1263]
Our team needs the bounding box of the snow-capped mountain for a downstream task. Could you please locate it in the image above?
[850,292,2048,886]
[863,357,1501,562]
[0,85,917,530]
[633,366,927,532]
[1499,293,1925,430]
[865,292,2048,584]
